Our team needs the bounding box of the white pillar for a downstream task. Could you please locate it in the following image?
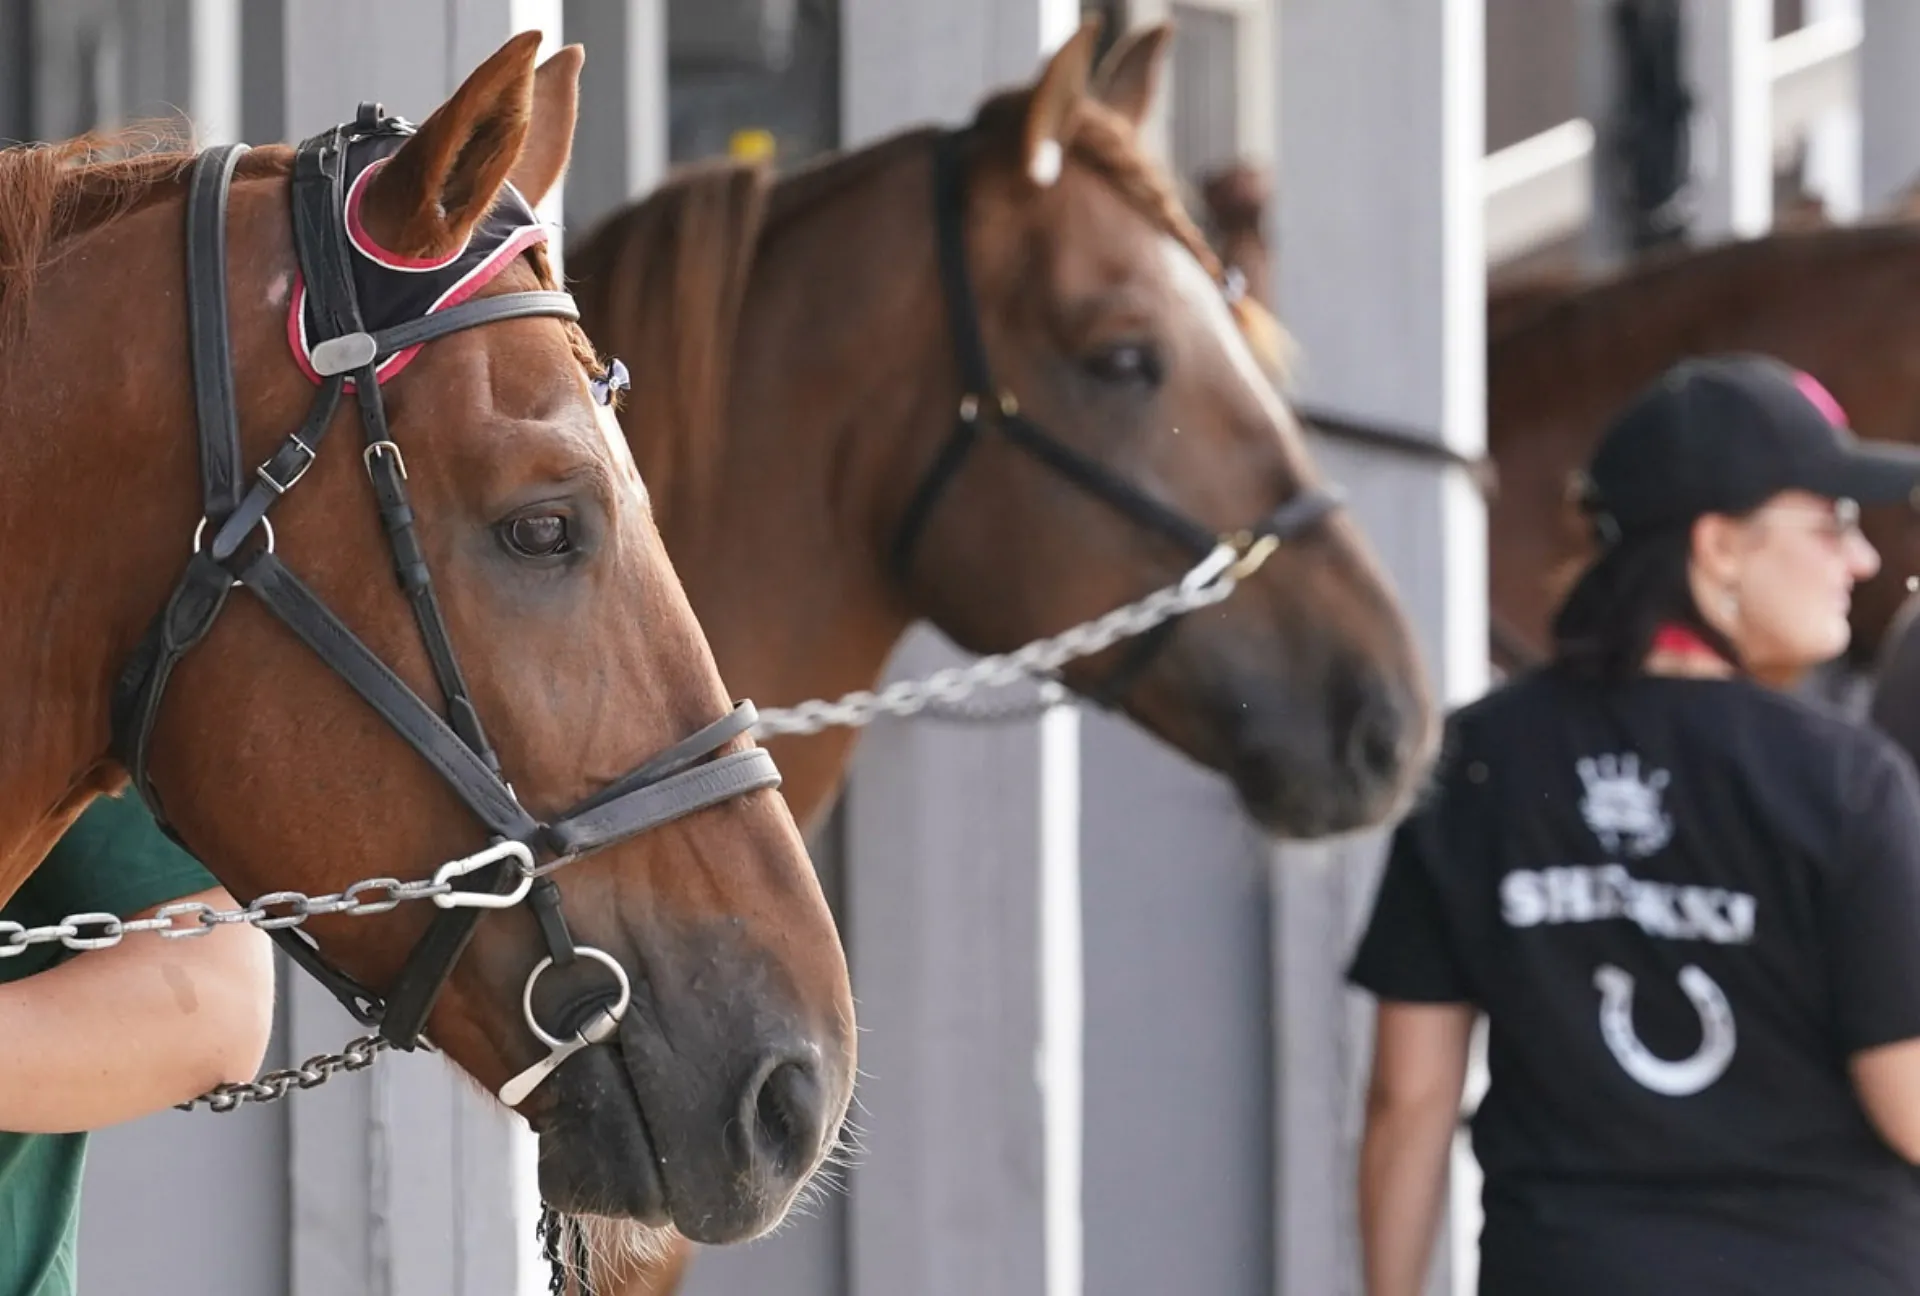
[838,17,1082,1295]
[278,7,564,1293]
[1273,4,1487,1296]
[839,631,1082,1296]
[561,0,667,238]
[188,0,240,145]
[1801,0,1863,221]
[1860,0,1920,209]
[1683,0,1774,240]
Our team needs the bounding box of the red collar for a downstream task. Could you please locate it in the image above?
[1649,622,1729,666]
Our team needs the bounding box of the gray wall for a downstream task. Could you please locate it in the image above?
[77,991,292,1296]
[1080,713,1277,1296]
[28,0,193,141]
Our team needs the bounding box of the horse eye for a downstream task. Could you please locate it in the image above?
[504,514,572,558]
[1084,342,1162,387]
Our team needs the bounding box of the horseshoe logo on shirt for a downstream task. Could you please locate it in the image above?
[1592,964,1736,1097]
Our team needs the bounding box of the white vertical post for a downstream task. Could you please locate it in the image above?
[562,0,667,238]
[838,26,1083,1296]
[1802,0,1862,221]
[1039,703,1084,1296]
[188,0,240,144]
[1682,0,1774,240]
[841,630,1082,1296]
[1273,4,1487,1296]
[1860,0,1920,210]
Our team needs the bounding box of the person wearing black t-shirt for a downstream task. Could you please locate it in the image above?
[1348,353,1920,1296]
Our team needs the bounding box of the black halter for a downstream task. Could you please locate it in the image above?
[889,128,1344,707]
[108,104,781,1057]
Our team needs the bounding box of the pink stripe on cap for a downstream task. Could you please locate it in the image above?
[1793,370,1849,427]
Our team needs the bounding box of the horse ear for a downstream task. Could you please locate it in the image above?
[1023,16,1103,189]
[359,30,543,260]
[508,44,583,209]
[1091,23,1172,128]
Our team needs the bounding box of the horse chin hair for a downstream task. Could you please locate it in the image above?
[576,1214,682,1281]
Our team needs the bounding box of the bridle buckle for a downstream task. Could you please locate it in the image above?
[363,440,408,480]
[257,437,316,495]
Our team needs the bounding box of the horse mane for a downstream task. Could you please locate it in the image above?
[566,87,1295,530]
[566,158,775,532]
[0,125,288,344]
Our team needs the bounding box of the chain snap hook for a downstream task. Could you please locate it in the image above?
[431,839,535,909]
[1227,532,1281,582]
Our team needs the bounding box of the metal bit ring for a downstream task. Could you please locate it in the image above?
[521,946,632,1049]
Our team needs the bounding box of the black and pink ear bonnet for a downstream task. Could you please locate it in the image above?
[287,122,551,388]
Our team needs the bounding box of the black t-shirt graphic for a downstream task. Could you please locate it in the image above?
[1350,668,1920,1295]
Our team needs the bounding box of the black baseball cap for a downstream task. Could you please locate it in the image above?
[1578,353,1920,538]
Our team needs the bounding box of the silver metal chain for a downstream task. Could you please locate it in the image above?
[175,1035,397,1112]
[0,876,460,964]
[748,533,1278,738]
[21,534,1277,1114]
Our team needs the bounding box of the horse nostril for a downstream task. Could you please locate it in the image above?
[1349,699,1405,779]
[741,1053,828,1179]
[1334,667,1411,783]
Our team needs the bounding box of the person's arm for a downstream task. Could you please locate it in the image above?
[0,885,275,1133]
[1360,1001,1475,1296]
[1823,740,1920,1163]
[1851,1039,1920,1162]
[1346,792,1479,1296]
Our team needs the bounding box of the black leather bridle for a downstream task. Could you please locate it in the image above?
[888,127,1344,707]
[107,105,780,1093]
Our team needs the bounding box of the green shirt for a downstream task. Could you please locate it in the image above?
[0,795,217,1296]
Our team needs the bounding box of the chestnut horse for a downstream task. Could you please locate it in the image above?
[565,17,1439,1294]
[1198,159,1920,679]
[0,32,852,1272]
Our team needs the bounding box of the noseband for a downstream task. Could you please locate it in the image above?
[108,105,779,1100]
[888,128,1344,706]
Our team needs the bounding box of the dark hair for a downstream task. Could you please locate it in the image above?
[1549,521,1744,683]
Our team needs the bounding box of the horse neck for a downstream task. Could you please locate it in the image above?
[657,142,954,831]
[0,219,201,893]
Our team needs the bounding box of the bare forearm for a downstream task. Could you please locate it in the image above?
[1359,1097,1460,1296]
[0,901,274,1133]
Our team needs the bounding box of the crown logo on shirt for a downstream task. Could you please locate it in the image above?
[1576,752,1672,859]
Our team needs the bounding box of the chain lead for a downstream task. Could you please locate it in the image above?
[748,535,1272,738]
[174,1035,397,1112]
